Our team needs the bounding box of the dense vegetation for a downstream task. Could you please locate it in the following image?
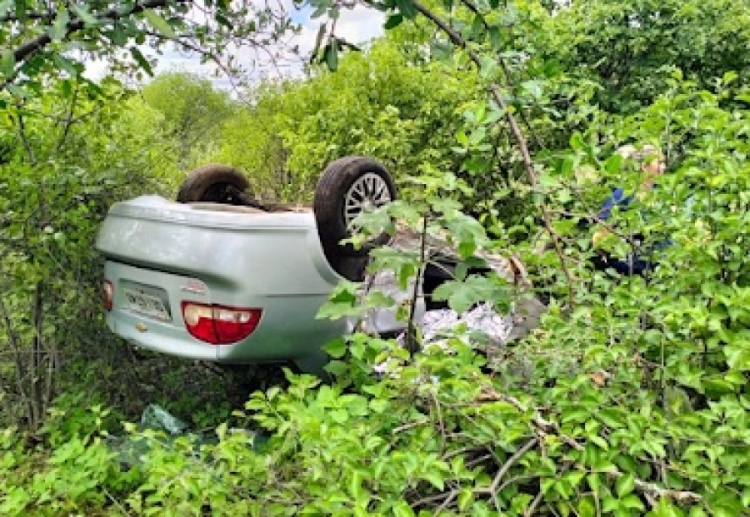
[1,0,750,514]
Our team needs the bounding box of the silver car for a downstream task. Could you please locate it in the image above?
[97,157,426,373]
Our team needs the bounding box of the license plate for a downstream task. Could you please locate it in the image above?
[123,286,171,322]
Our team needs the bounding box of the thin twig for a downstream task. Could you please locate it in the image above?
[632,476,702,506]
[525,489,544,516]
[16,112,35,164]
[103,487,131,516]
[406,215,429,355]
[474,437,538,512]
[393,418,430,434]
[486,437,538,495]
[434,489,458,515]
[3,0,191,90]
[55,86,79,154]
[456,0,546,150]
[0,287,31,416]
[431,391,447,454]
[411,489,459,510]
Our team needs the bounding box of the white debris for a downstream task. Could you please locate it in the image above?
[420,302,514,349]
[372,303,515,376]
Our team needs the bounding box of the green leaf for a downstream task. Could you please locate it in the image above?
[432,275,506,314]
[489,26,502,51]
[458,488,474,510]
[369,398,388,413]
[521,80,543,100]
[724,343,750,371]
[395,0,417,19]
[590,434,609,450]
[323,338,347,359]
[559,156,575,177]
[11,0,25,22]
[424,471,445,491]
[598,408,624,428]
[107,25,128,46]
[722,71,738,85]
[586,473,601,492]
[323,40,339,71]
[649,498,682,517]
[431,41,453,60]
[144,10,177,39]
[348,470,362,497]
[569,132,584,150]
[325,360,348,376]
[604,154,624,175]
[6,83,27,98]
[130,47,153,75]
[471,14,485,37]
[52,56,79,77]
[72,5,98,26]
[621,494,644,510]
[48,10,70,41]
[577,497,596,517]
[392,501,415,517]
[316,281,357,319]
[384,14,403,30]
[602,496,619,513]
[0,50,14,78]
[616,473,635,497]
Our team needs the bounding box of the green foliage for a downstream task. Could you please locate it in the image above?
[3,82,750,513]
[550,0,750,113]
[211,38,480,201]
[0,0,294,93]
[3,0,750,515]
[141,72,234,168]
[0,78,179,428]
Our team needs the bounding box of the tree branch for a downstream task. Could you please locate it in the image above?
[0,10,56,23]
[6,0,191,89]
[455,0,546,150]
[411,0,577,304]
[475,437,539,512]
[55,86,79,154]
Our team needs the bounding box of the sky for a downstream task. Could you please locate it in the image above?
[86,5,385,89]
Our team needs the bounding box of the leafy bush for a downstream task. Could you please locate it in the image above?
[5,80,749,515]
[141,72,235,169]
[550,0,750,113]
[210,38,480,202]
[0,78,180,428]
[3,2,750,516]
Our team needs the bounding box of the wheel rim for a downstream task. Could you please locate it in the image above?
[344,173,393,230]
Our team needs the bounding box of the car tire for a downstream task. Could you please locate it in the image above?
[176,164,253,205]
[314,156,397,259]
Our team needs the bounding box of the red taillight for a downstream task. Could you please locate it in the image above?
[181,302,262,345]
[103,281,114,312]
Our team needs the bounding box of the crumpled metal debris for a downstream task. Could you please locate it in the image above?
[372,302,516,376]
[420,302,514,349]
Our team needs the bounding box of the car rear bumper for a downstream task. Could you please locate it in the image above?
[104,261,350,363]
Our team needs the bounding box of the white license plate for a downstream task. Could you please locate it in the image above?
[124,288,171,321]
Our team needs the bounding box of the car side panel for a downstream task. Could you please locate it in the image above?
[96,202,340,295]
[98,198,350,362]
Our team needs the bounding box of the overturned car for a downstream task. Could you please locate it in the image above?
[96,157,535,373]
